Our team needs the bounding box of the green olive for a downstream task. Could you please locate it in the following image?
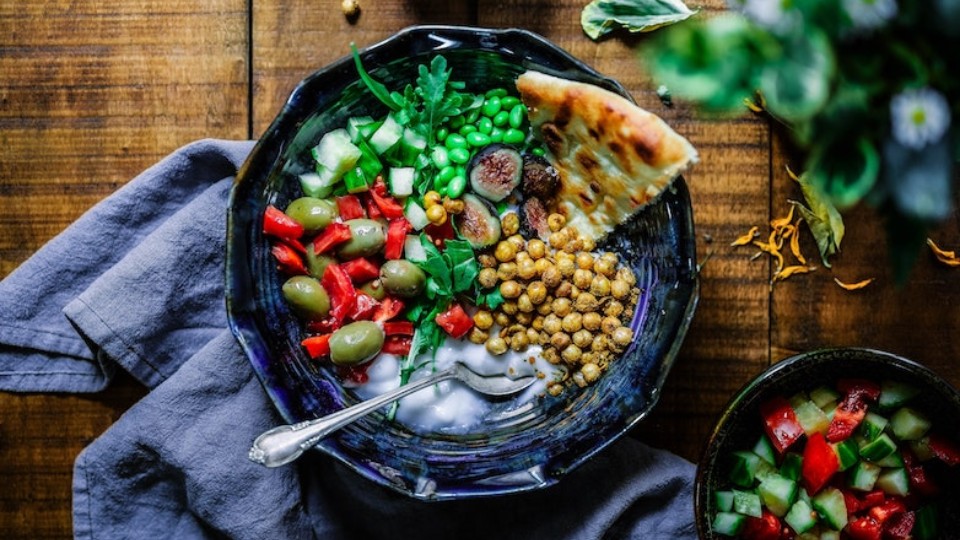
[338,219,385,260]
[305,250,335,279]
[379,260,426,298]
[358,279,387,300]
[281,276,330,320]
[329,321,385,366]
[284,197,338,234]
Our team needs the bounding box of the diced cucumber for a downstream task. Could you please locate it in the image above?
[312,129,362,183]
[343,166,371,194]
[399,128,427,166]
[797,487,811,504]
[848,460,881,491]
[879,380,920,410]
[914,504,939,540]
[832,438,860,471]
[874,451,905,467]
[403,234,427,263]
[369,115,404,155]
[354,137,384,178]
[910,436,935,461]
[754,459,777,483]
[732,490,762,518]
[859,433,897,462]
[388,167,415,197]
[714,490,735,512]
[729,451,761,488]
[403,199,429,231]
[811,487,848,531]
[810,386,840,409]
[758,474,798,517]
[876,467,910,496]
[890,407,931,441]
[346,116,375,142]
[711,512,746,536]
[779,452,803,481]
[823,401,838,420]
[794,400,830,436]
[753,434,777,465]
[299,171,337,198]
[784,499,818,534]
[819,530,840,540]
[860,411,889,441]
[796,529,822,540]
[788,392,809,409]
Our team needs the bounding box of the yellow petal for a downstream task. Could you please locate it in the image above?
[927,238,960,266]
[731,226,760,247]
[743,97,763,113]
[790,223,806,266]
[753,240,784,273]
[773,265,813,282]
[770,206,796,232]
[834,277,874,290]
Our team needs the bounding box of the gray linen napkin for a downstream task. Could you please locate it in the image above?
[0,139,697,539]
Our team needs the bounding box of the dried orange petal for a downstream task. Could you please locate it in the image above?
[770,206,796,233]
[731,226,759,247]
[773,265,813,282]
[753,240,784,273]
[834,277,874,290]
[927,238,960,267]
[789,222,806,265]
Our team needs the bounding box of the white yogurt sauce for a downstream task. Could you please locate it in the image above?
[352,337,564,434]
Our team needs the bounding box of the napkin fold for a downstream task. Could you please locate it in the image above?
[0,139,697,539]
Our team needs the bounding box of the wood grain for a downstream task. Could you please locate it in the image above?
[0,0,248,537]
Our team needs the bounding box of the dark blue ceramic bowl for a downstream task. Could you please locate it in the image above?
[226,25,699,500]
[696,348,960,538]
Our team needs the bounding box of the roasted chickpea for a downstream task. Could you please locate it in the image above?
[510,332,529,352]
[527,239,547,259]
[478,253,497,268]
[501,212,520,236]
[600,252,619,267]
[443,196,465,214]
[617,267,637,286]
[550,332,571,350]
[574,292,599,313]
[593,257,617,278]
[562,226,579,240]
[468,327,489,344]
[527,281,548,304]
[500,280,521,299]
[552,297,573,317]
[423,191,442,207]
[610,279,631,300]
[582,312,602,332]
[563,238,583,253]
[591,334,611,353]
[532,315,545,331]
[478,268,498,289]
[537,301,553,316]
[539,265,560,288]
[517,258,537,281]
[547,213,566,232]
[515,251,531,265]
[561,312,583,333]
[569,285,581,300]
[547,382,564,396]
[557,257,576,278]
[554,281,573,298]
[534,258,552,277]
[515,311,533,326]
[548,230,568,249]
[486,336,508,355]
[426,204,447,225]
[572,329,593,349]
[543,314,562,334]
[575,252,594,270]
[604,300,625,318]
[590,275,611,297]
[497,262,518,281]
[612,326,634,347]
[474,310,494,330]
[507,234,526,252]
[581,363,602,383]
[561,344,583,364]
[517,293,534,313]
[526,327,540,345]
[601,316,621,335]
[501,301,518,315]
[494,311,511,327]
[573,268,594,289]
[571,371,587,388]
[494,241,517,262]
[581,236,596,252]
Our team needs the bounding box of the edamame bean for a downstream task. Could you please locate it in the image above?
[492,110,509,127]
[436,127,449,142]
[433,174,450,192]
[437,165,456,183]
[531,146,546,156]
[490,127,504,143]
[509,104,527,129]
[431,146,450,169]
[466,132,491,147]
[500,96,520,109]
[485,88,508,98]
[447,175,467,198]
[448,147,471,164]
[482,97,502,118]
[503,128,526,144]
[449,115,465,130]
[444,133,467,150]
[476,117,493,135]
[459,124,477,136]
[465,109,480,124]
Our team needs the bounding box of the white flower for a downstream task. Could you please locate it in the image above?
[890,88,951,149]
[739,0,800,33]
[843,0,897,31]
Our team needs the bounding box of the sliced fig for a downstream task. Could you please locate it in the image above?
[521,153,560,201]
[455,194,502,249]
[467,144,523,202]
[520,197,551,240]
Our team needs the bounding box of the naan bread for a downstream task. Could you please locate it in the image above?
[515,70,698,240]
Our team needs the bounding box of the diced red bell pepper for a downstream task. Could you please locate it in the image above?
[384,218,411,260]
[363,192,383,220]
[263,205,304,239]
[827,390,869,442]
[373,296,404,322]
[340,257,381,283]
[838,379,881,402]
[312,222,352,254]
[321,263,357,324]
[435,303,474,339]
[306,316,341,334]
[382,321,414,336]
[336,364,370,385]
[337,194,366,220]
[869,499,907,525]
[927,432,960,466]
[382,335,412,356]
[906,462,940,497]
[424,219,456,245]
[847,516,882,540]
[883,510,915,540]
[742,510,782,540]
[301,334,331,358]
[347,293,380,321]
[281,237,307,254]
[760,396,805,454]
[369,177,405,219]
[861,489,887,509]
[843,490,862,515]
[802,432,839,494]
[270,243,307,275]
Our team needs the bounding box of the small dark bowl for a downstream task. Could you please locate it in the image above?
[226,25,699,500]
[695,348,960,538]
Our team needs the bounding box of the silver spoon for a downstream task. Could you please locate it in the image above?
[248,362,537,468]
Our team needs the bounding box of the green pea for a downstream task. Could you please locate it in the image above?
[433,174,450,191]
[482,97,502,118]
[490,127,504,143]
[485,88,507,98]
[431,146,450,169]
[448,147,471,164]
[476,117,493,135]
[449,115,465,130]
[465,108,480,124]
[447,175,467,198]
[329,321,384,366]
[436,127,449,142]
[509,104,527,129]
[466,132,491,147]
[459,124,477,136]
[500,96,520,109]
[437,165,457,183]
[492,110,510,127]
[531,146,546,157]
[438,185,449,197]
[503,128,526,144]
[444,133,467,150]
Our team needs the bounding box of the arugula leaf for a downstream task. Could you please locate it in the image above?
[477,287,505,310]
[350,44,401,112]
[417,234,453,296]
[581,0,695,41]
[444,239,479,295]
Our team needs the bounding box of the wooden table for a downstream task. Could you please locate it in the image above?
[3,0,959,536]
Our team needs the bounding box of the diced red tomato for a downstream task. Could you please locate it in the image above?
[424,219,455,245]
[382,335,412,356]
[312,222,352,254]
[382,321,414,336]
[843,490,862,515]
[384,218,411,260]
[827,390,869,442]
[340,257,381,283]
[927,432,960,466]
[742,510,782,540]
[369,177,405,219]
[883,510,915,540]
[802,432,839,494]
[847,516,882,540]
[336,194,366,220]
[321,263,357,324]
[435,303,474,339]
[838,379,881,402]
[906,461,940,497]
[869,499,907,525]
[860,489,886,509]
[760,397,805,454]
[373,297,404,322]
[270,243,307,275]
[336,364,370,385]
[347,293,379,321]
[301,335,331,358]
[263,205,304,239]
[306,316,341,334]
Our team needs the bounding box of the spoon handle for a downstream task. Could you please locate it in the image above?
[249,366,456,468]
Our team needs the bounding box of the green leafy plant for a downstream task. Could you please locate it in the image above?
[641,0,960,281]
